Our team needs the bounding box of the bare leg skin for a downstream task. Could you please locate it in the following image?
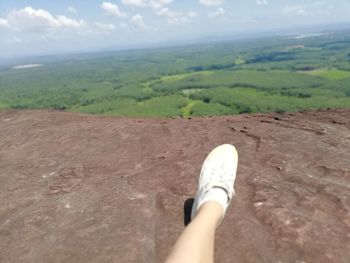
[165,144,238,263]
[164,201,224,263]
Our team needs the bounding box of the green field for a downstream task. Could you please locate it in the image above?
[299,68,350,80]
[0,30,350,117]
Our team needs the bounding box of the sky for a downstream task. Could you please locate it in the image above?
[0,0,350,58]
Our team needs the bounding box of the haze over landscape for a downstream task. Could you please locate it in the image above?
[1,0,350,57]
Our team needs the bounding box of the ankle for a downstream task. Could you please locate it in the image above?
[196,201,224,226]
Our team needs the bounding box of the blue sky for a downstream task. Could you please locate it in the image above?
[0,0,349,58]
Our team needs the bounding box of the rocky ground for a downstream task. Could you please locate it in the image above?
[0,109,349,263]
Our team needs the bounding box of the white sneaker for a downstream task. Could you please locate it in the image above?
[191,144,238,221]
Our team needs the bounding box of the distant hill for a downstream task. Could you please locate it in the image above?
[0,29,349,117]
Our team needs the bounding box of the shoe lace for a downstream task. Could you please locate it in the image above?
[207,163,232,197]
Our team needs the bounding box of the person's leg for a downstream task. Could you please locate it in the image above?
[165,144,238,263]
[165,201,223,263]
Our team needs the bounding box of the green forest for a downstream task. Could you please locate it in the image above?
[1,30,350,117]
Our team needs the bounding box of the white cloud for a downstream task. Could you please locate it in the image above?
[312,1,327,6]
[67,6,78,16]
[121,0,172,9]
[95,22,117,31]
[149,0,173,10]
[122,0,145,7]
[157,8,197,25]
[4,7,86,32]
[209,7,225,18]
[101,2,127,18]
[199,0,223,6]
[282,5,308,16]
[282,2,333,17]
[57,16,85,29]
[8,7,60,30]
[0,18,9,28]
[312,1,333,15]
[131,14,149,30]
[256,0,268,6]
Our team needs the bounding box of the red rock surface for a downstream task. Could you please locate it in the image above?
[0,109,349,263]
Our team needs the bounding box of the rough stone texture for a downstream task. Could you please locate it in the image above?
[0,109,349,263]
